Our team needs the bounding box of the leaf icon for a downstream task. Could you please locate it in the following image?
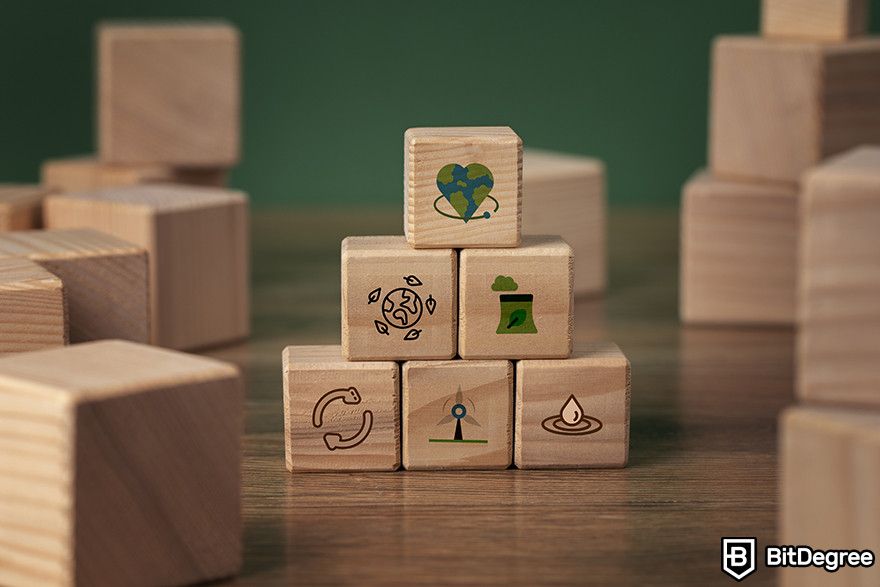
[403,275,423,287]
[368,287,382,304]
[404,329,421,341]
[507,309,527,330]
[426,295,436,315]
[375,320,390,335]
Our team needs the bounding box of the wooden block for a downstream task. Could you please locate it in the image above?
[0,258,67,355]
[0,229,148,343]
[680,170,798,325]
[515,342,630,469]
[799,146,880,407]
[41,155,228,192]
[0,340,242,587]
[762,0,870,42]
[0,184,49,231]
[44,184,248,350]
[780,406,880,587]
[98,22,240,166]
[341,236,456,360]
[404,126,522,248]
[402,359,512,470]
[282,345,400,472]
[459,235,572,359]
[523,149,606,296]
[710,36,880,183]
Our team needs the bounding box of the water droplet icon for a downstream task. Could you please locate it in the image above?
[561,395,583,426]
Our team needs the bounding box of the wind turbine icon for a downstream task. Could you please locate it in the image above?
[436,385,481,441]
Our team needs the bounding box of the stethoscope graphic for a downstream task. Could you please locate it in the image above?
[312,387,373,451]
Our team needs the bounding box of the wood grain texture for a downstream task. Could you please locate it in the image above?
[762,0,870,41]
[405,126,522,248]
[515,342,629,469]
[798,146,880,408]
[282,345,400,472]
[44,184,249,350]
[341,236,457,360]
[459,235,572,359]
[0,229,148,343]
[680,170,798,325]
[402,360,512,470]
[41,155,228,192]
[523,149,606,296]
[0,258,67,355]
[0,340,243,587]
[0,184,48,231]
[709,36,880,183]
[780,406,880,587]
[97,22,240,166]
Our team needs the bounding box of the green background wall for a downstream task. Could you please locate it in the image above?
[2,1,879,207]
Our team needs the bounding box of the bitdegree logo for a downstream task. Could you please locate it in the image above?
[766,545,875,573]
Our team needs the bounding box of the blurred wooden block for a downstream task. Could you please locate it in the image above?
[0,184,49,231]
[402,359,512,470]
[515,342,630,469]
[41,155,228,192]
[341,236,456,360]
[404,127,522,248]
[762,0,869,42]
[780,406,880,587]
[523,149,606,296]
[459,235,572,359]
[98,22,240,166]
[799,146,880,407]
[282,345,400,472]
[710,36,880,183]
[44,184,248,350]
[0,229,148,343]
[0,340,242,587]
[680,171,798,325]
[0,258,67,355]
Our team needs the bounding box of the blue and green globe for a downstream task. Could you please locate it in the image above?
[436,163,495,223]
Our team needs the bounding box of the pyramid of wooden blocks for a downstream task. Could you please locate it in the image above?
[42,155,227,192]
[44,184,249,350]
[0,229,148,343]
[404,126,522,248]
[799,146,880,408]
[762,0,870,42]
[0,340,242,587]
[710,36,880,183]
[523,149,606,296]
[680,171,798,325]
[0,184,49,231]
[0,258,66,355]
[98,22,240,166]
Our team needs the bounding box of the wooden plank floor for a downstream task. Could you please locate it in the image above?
[205,207,793,586]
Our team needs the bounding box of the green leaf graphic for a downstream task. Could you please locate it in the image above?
[507,309,527,330]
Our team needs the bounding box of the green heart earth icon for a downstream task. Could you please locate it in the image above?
[435,163,498,223]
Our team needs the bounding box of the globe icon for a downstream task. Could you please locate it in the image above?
[381,287,423,329]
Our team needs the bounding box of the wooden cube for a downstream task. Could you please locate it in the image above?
[0,340,242,587]
[523,149,606,296]
[762,0,870,42]
[404,126,522,248]
[799,146,880,407]
[402,359,512,470]
[42,155,228,192]
[515,342,630,469]
[680,171,798,325]
[0,229,148,343]
[342,236,456,361]
[44,184,249,350]
[98,22,240,166]
[282,345,400,472]
[780,406,880,587]
[459,235,572,359]
[0,184,48,231]
[0,258,67,355]
[710,36,880,183]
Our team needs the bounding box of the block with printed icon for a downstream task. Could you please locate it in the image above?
[0,258,67,355]
[41,155,228,192]
[0,184,49,231]
[459,235,572,359]
[342,236,457,361]
[762,0,870,42]
[282,345,400,472]
[0,340,243,587]
[515,342,631,469]
[0,229,149,344]
[402,359,513,470]
[404,126,522,248]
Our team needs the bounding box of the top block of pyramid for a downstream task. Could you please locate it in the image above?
[405,127,522,249]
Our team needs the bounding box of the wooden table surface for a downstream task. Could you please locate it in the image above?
[205,207,793,586]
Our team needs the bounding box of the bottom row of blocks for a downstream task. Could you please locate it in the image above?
[282,342,631,471]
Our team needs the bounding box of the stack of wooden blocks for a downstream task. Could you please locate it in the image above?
[283,127,629,472]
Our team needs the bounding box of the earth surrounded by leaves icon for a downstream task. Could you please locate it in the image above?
[369,275,436,341]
